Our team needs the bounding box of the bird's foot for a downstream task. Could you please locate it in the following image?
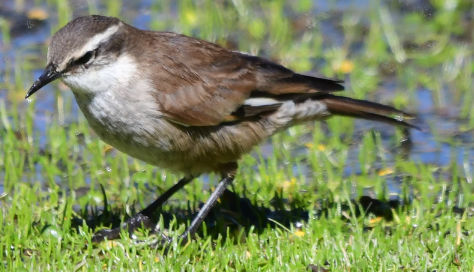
[149,231,190,252]
[91,213,155,243]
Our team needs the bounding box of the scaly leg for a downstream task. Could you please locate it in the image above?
[153,171,236,247]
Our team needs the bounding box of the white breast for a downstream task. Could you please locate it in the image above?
[63,55,179,164]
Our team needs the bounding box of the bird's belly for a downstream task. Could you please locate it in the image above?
[71,90,272,175]
[72,90,182,168]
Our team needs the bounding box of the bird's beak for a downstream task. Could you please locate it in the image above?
[25,64,62,99]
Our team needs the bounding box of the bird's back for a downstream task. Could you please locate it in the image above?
[66,19,415,176]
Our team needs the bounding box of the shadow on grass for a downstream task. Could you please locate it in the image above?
[71,188,310,240]
[68,186,436,242]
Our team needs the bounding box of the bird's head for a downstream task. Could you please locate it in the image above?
[26,15,125,98]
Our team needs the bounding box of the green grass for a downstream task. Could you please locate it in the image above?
[1,0,474,270]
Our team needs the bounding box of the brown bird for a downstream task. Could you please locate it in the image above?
[26,15,416,246]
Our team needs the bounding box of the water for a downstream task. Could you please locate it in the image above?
[1,0,472,198]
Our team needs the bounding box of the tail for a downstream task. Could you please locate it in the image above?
[319,94,419,129]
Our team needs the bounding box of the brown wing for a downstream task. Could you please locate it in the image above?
[143,32,344,126]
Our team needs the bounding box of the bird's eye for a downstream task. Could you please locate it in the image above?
[74,50,94,66]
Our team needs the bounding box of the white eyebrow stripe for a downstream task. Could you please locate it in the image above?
[59,23,121,70]
[79,23,121,54]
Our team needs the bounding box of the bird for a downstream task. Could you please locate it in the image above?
[26,15,417,246]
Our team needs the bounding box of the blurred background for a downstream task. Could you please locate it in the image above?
[2,1,474,269]
[1,0,473,209]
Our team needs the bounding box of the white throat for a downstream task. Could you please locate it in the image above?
[62,54,137,95]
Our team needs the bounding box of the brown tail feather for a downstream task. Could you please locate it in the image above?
[320,94,419,129]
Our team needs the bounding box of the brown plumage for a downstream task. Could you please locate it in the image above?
[27,15,417,245]
[117,25,412,129]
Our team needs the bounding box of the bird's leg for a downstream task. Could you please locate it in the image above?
[91,176,193,243]
[154,163,237,248]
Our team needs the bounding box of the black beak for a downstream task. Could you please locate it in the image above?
[25,64,62,99]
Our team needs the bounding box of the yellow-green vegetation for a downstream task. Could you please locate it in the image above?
[1,0,474,270]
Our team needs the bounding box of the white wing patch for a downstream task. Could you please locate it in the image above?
[243,97,280,107]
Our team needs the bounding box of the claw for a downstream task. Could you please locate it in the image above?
[150,234,173,252]
[91,213,154,243]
